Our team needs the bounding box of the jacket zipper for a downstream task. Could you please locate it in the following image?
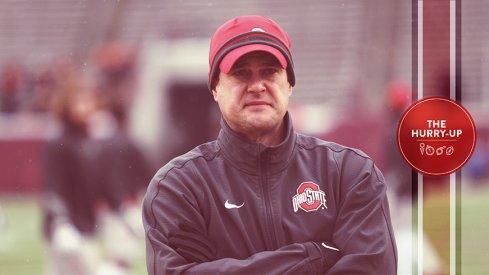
[260,150,279,249]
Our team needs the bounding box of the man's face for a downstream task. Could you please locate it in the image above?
[212,51,292,143]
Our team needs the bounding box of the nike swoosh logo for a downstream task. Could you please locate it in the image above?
[224,200,244,209]
[321,242,340,252]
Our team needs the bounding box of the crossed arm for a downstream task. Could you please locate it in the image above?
[142,162,397,274]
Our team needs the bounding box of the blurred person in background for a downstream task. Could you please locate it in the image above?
[383,81,443,275]
[41,64,101,275]
[41,54,150,275]
[90,101,152,274]
[89,42,153,274]
[384,81,412,204]
[0,202,6,233]
[29,67,58,113]
[0,62,24,113]
[143,15,397,274]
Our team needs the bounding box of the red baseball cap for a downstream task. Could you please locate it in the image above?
[208,15,295,90]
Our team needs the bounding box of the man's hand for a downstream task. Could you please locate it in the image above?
[52,221,82,254]
[314,241,342,271]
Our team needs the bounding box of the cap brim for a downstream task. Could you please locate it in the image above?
[219,44,288,74]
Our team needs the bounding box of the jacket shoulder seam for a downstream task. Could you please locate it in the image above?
[296,136,371,160]
[146,144,220,232]
[296,135,383,186]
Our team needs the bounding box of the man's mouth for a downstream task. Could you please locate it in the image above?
[244,101,271,108]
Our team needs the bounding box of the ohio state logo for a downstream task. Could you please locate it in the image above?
[292,182,327,213]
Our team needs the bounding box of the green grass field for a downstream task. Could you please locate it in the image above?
[1,182,489,275]
[0,196,44,275]
[0,195,147,275]
[421,180,489,275]
[459,183,489,274]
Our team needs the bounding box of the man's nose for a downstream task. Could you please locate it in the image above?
[247,74,266,93]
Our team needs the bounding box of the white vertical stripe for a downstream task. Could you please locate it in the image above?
[450,173,456,275]
[417,1,424,275]
[450,2,457,275]
[418,172,424,275]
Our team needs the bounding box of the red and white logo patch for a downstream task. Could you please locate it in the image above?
[292,182,327,213]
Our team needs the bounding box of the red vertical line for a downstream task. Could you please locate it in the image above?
[423,0,451,274]
[424,0,450,98]
[412,0,418,103]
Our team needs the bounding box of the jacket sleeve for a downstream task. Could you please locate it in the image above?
[41,142,71,238]
[327,153,398,274]
[142,167,331,274]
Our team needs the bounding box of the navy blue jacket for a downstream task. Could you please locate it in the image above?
[143,113,397,274]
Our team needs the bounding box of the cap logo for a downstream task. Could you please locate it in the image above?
[292,182,327,213]
[251,27,266,32]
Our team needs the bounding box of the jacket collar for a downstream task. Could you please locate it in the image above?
[217,112,297,175]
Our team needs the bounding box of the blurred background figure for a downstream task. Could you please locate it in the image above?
[89,42,152,275]
[0,62,24,113]
[41,62,100,275]
[41,54,151,275]
[382,81,443,275]
[383,81,413,204]
[0,201,7,233]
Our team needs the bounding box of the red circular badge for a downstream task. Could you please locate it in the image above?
[397,97,476,176]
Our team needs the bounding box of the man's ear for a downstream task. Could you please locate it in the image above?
[288,84,293,97]
[212,87,219,102]
[211,76,220,101]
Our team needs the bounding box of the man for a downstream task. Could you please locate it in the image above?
[41,71,100,275]
[143,15,397,274]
